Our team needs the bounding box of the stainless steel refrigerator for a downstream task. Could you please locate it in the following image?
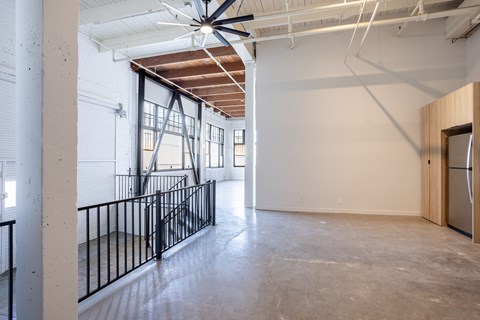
[448,133,473,238]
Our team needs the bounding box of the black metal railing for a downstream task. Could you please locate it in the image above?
[0,220,15,320]
[78,180,216,302]
[155,181,216,259]
[116,174,188,200]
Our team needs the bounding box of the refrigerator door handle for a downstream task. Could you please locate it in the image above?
[466,134,473,204]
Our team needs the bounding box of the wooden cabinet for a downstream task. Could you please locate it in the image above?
[421,83,480,242]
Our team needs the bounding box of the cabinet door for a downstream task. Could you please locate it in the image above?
[421,105,430,220]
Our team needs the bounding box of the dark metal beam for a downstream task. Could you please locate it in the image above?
[136,69,146,196]
[142,92,177,193]
[176,95,200,185]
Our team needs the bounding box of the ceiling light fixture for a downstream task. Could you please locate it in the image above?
[200,23,213,34]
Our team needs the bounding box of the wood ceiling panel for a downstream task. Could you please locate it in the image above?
[159,61,245,80]
[135,47,245,118]
[132,46,238,70]
[192,85,244,96]
[202,93,245,102]
[176,74,245,89]
[214,101,245,108]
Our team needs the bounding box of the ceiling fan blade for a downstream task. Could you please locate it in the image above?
[209,0,236,22]
[157,22,200,27]
[200,33,208,47]
[213,29,231,47]
[193,0,206,19]
[212,14,254,26]
[214,26,250,38]
[161,1,200,23]
[175,29,200,40]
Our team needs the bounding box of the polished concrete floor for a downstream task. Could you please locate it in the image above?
[79,180,480,320]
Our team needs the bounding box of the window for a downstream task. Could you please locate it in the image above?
[142,101,196,171]
[206,124,224,168]
[234,129,245,167]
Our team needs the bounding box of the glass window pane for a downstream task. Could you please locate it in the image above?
[157,134,183,170]
[210,142,219,168]
[144,102,156,128]
[184,138,194,169]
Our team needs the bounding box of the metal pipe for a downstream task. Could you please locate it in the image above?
[78,30,237,119]
[111,5,480,62]
[202,48,246,93]
[286,0,295,49]
[233,6,480,46]
[396,0,423,37]
[345,0,368,62]
[254,0,374,22]
[356,0,380,56]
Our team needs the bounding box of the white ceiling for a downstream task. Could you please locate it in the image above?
[78,0,480,60]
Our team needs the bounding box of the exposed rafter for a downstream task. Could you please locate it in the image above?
[192,85,245,96]
[132,47,237,70]
[201,93,245,102]
[158,61,245,79]
[176,74,246,89]
[79,0,187,25]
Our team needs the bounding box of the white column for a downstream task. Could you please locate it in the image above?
[16,0,78,319]
[244,62,256,208]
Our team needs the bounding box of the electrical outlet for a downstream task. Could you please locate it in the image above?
[337,198,343,204]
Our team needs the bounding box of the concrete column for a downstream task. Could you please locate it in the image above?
[244,62,256,208]
[16,0,78,319]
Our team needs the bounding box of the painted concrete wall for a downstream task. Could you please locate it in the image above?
[0,0,14,74]
[256,20,467,215]
[466,30,480,83]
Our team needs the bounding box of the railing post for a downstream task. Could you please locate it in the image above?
[8,223,14,320]
[212,180,216,226]
[155,190,163,260]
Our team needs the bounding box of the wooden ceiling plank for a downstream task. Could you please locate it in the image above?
[132,47,237,70]
[177,75,245,89]
[192,85,244,96]
[161,61,245,79]
[203,93,245,102]
[215,101,245,108]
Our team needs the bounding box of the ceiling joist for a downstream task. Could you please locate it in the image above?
[192,85,244,96]
[158,61,245,79]
[201,93,245,102]
[176,74,246,89]
[132,47,237,70]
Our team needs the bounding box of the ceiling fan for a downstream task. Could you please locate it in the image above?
[158,0,254,47]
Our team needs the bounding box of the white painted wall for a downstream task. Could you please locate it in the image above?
[466,30,480,83]
[226,119,245,180]
[0,0,14,74]
[256,20,467,215]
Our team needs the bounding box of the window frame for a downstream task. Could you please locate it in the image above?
[142,100,196,172]
[205,123,224,169]
[233,129,246,167]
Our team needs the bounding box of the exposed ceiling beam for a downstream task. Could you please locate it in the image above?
[176,74,245,88]
[214,101,245,108]
[99,27,187,52]
[79,0,187,25]
[132,47,237,70]
[202,93,245,102]
[158,61,245,79]
[244,0,457,30]
[192,85,244,96]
